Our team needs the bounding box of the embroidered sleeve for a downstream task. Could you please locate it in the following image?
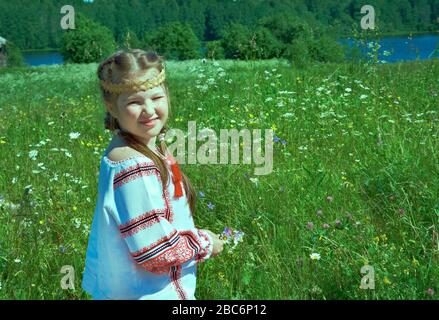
[110,158,213,274]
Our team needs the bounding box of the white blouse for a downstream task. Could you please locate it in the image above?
[81,149,213,300]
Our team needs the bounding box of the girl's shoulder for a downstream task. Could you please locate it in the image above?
[103,135,154,167]
[103,146,154,167]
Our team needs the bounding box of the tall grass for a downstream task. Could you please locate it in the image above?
[0,57,438,299]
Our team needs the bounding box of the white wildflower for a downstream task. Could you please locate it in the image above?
[69,132,81,140]
[29,150,38,160]
[249,177,259,187]
[310,253,321,261]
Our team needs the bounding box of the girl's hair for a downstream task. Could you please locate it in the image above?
[97,49,197,215]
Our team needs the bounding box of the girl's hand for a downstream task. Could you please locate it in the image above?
[202,229,224,257]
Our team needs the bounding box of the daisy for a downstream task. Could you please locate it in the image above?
[310,253,321,261]
[69,132,81,140]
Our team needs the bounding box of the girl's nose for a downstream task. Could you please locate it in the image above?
[143,100,156,115]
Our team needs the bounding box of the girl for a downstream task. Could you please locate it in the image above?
[82,49,224,300]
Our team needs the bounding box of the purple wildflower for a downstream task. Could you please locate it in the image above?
[316,209,323,217]
[326,195,334,202]
[306,221,314,230]
[199,191,205,198]
[223,227,233,237]
[273,135,280,143]
[426,288,435,296]
[207,202,215,210]
[334,219,342,227]
[323,223,330,229]
[281,139,287,145]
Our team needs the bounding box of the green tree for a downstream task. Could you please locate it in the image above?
[220,23,252,59]
[4,40,25,67]
[205,40,225,59]
[120,28,142,50]
[258,13,313,45]
[250,27,283,59]
[144,22,200,60]
[61,12,116,64]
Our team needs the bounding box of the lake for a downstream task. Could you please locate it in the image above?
[24,51,64,66]
[338,33,439,63]
[23,33,439,66]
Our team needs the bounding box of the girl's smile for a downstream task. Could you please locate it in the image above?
[140,118,159,128]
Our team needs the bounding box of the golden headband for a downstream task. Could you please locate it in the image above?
[100,67,166,94]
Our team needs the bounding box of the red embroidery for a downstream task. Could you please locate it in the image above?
[118,209,167,238]
[140,236,197,274]
[113,161,159,189]
[161,179,174,223]
[132,230,179,258]
[170,266,187,300]
[196,229,211,262]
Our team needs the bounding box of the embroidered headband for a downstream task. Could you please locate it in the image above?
[100,67,166,94]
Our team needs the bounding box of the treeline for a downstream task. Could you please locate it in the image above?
[0,0,438,51]
[59,12,346,65]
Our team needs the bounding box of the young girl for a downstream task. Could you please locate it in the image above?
[82,49,224,300]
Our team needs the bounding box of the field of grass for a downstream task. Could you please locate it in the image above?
[0,57,438,299]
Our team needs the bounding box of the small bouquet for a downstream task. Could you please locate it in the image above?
[219,227,245,253]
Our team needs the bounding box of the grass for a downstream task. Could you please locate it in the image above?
[0,57,438,299]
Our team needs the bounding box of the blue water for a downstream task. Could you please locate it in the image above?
[338,34,439,63]
[23,33,439,66]
[24,51,64,66]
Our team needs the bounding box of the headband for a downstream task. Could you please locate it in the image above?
[100,67,166,94]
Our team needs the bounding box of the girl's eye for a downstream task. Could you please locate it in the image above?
[153,96,164,100]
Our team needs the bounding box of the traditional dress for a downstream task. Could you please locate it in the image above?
[82,147,213,300]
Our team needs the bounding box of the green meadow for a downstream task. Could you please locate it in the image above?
[0,58,438,299]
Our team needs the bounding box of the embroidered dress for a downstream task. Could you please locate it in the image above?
[82,148,214,300]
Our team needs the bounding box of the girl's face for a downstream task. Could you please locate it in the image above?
[106,68,169,148]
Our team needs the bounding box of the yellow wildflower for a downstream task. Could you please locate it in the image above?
[412,257,419,267]
[383,276,392,285]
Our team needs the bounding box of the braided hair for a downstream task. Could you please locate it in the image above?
[97,49,197,215]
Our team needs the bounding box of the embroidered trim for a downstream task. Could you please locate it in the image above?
[119,209,167,238]
[196,229,212,262]
[104,155,152,166]
[162,180,174,223]
[113,162,160,189]
[171,265,187,300]
[139,236,196,273]
[132,230,180,263]
[134,230,201,274]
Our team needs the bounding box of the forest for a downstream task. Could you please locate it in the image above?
[0,0,438,51]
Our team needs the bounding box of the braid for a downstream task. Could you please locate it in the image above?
[97,49,197,216]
